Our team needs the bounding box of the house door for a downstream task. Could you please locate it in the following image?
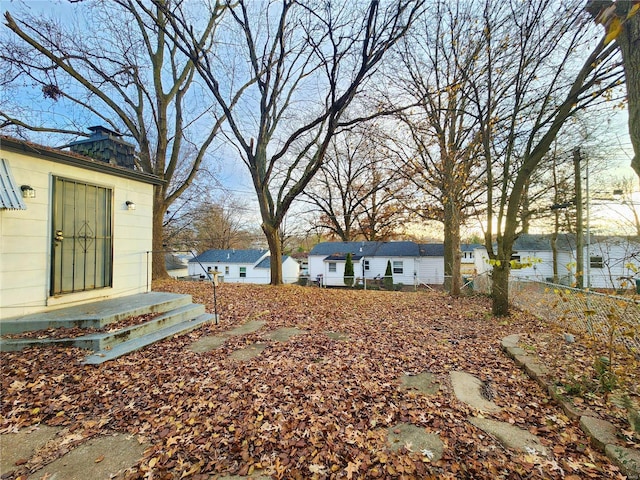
[50,177,113,295]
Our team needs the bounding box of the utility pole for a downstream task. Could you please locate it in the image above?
[574,148,584,289]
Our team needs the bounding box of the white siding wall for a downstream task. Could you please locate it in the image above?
[0,150,154,319]
[187,256,299,284]
[188,262,270,284]
[308,256,420,286]
[281,257,300,284]
[586,240,640,290]
[416,257,445,284]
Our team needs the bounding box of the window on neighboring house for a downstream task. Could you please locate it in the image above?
[363,260,370,271]
[510,255,521,263]
[328,262,337,272]
[239,266,247,277]
[225,266,230,275]
[393,261,403,274]
[590,256,604,269]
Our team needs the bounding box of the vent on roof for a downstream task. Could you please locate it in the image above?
[66,126,136,169]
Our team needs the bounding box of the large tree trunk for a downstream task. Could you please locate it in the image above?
[443,209,462,297]
[491,261,511,316]
[263,223,283,285]
[586,1,640,179]
[152,186,169,281]
[619,11,640,179]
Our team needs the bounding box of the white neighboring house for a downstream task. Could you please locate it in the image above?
[308,241,446,287]
[587,236,640,290]
[1,133,161,321]
[165,252,191,279]
[188,249,300,284]
[474,234,577,285]
[461,243,483,276]
[473,233,640,290]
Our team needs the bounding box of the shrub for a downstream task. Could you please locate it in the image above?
[344,253,354,287]
[384,260,393,290]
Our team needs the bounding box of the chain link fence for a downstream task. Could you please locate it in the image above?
[508,278,640,353]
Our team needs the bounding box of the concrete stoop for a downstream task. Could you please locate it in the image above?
[0,292,214,365]
[502,334,640,480]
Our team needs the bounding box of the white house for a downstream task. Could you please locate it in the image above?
[473,233,640,290]
[461,243,483,276]
[1,133,162,321]
[188,249,300,284]
[587,236,640,290]
[307,241,446,287]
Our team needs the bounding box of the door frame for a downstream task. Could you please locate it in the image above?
[49,175,114,296]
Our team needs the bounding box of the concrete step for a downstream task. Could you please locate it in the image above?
[83,313,216,364]
[0,292,193,334]
[0,303,206,352]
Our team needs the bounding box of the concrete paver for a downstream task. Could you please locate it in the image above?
[265,327,308,342]
[387,423,444,461]
[450,371,502,413]
[228,342,268,361]
[400,371,440,395]
[0,425,61,475]
[27,433,147,480]
[468,417,548,456]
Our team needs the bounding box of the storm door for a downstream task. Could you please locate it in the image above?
[50,176,113,295]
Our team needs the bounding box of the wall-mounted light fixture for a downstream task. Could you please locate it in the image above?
[21,185,36,198]
[125,200,136,211]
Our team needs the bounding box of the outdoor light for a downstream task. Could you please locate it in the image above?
[21,185,35,198]
[125,200,136,210]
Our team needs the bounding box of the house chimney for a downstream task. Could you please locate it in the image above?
[66,126,136,169]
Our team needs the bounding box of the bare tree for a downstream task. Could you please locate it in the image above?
[151,0,424,284]
[1,0,229,279]
[466,0,623,315]
[303,124,407,241]
[390,0,486,296]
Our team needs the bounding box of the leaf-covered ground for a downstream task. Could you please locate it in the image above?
[1,281,634,479]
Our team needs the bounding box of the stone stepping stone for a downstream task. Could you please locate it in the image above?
[468,417,548,456]
[450,371,502,413]
[189,321,266,353]
[189,336,227,353]
[265,327,308,342]
[226,320,266,337]
[400,372,440,395]
[26,433,147,480]
[387,423,444,461]
[324,331,349,341]
[0,425,61,475]
[228,342,268,361]
[605,445,640,480]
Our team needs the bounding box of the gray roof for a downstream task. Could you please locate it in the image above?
[190,249,267,264]
[419,244,445,257]
[461,243,483,252]
[255,255,291,269]
[309,241,442,258]
[512,234,576,252]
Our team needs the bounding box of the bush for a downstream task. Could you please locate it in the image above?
[384,260,393,290]
[344,253,354,287]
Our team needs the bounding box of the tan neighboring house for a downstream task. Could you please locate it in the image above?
[0,132,162,320]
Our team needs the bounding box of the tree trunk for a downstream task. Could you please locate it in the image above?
[263,223,283,285]
[491,261,510,316]
[152,186,169,280]
[443,213,461,297]
[619,13,640,179]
